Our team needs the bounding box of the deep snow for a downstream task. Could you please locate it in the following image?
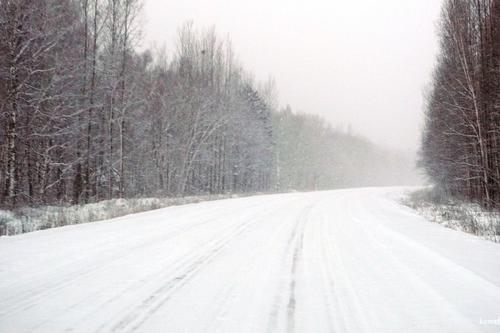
[1,188,499,332]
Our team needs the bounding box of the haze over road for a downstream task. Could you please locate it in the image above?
[1,188,499,332]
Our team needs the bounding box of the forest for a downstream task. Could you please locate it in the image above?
[0,0,417,208]
[421,0,500,209]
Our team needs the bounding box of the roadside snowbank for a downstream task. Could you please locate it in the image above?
[403,188,500,243]
[0,194,242,236]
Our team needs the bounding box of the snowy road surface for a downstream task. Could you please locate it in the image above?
[1,188,500,333]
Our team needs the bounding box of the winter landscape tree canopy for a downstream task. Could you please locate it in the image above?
[420,0,500,209]
[0,0,423,208]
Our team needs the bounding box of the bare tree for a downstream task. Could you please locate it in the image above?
[421,0,500,208]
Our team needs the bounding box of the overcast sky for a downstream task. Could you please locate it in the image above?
[142,0,443,151]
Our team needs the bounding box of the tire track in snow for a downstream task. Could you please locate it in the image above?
[198,206,300,333]
[267,202,314,333]
[316,209,341,333]
[285,221,304,333]
[0,204,225,314]
[105,200,296,333]
[0,201,267,318]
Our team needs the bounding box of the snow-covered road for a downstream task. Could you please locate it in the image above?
[1,188,500,333]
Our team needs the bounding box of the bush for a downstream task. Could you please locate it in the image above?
[0,194,244,236]
[403,188,500,243]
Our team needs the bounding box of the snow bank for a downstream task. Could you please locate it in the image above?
[0,194,242,236]
[403,188,500,243]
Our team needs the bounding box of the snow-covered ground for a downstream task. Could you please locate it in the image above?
[1,187,499,333]
[403,189,500,243]
[0,194,240,236]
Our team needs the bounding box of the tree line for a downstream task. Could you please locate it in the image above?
[1,0,418,208]
[274,106,420,191]
[421,0,500,208]
[0,0,275,207]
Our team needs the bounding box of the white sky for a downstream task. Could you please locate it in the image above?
[142,0,443,151]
